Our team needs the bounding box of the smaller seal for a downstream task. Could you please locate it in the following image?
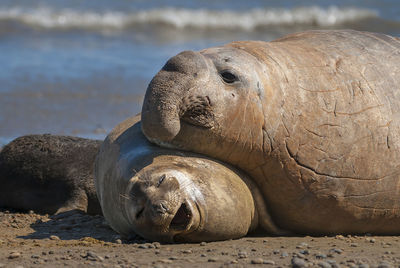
[95,115,282,242]
[0,135,102,215]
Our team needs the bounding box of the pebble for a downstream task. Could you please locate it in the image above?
[299,249,309,255]
[281,252,289,258]
[330,248,343,254]
[377,261,392,268]
[200,254,207,257]
[291,257,307,268]
[115,239,122,244]
[315,253,327,259]
[49,235,60,240]
[251,258,263,264]
[169,256,178,260]
[273,249,280,254]
[296,253,306,259]
[9,252,21,259]
[208,258,218,262]
[263,260,275,265]
[182,249,192,254]
[238,251,248,258]
[317,261,331,268]
[350,243,358,247]
[152,242,161,248]
[87,251,104,261]
[200,242,207,246]
[159,259,172,264]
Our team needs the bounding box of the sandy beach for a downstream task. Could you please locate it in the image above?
[0,209,399,268]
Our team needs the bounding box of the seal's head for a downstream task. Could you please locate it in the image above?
[141,44,270,167]
[124,159,257,242]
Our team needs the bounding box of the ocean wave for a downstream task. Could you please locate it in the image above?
[0,6,379,31]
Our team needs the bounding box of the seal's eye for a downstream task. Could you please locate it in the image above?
[220,70,239,84]
[157,174,166,187]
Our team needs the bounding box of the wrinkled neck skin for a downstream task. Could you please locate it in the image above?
[123,160,258,243]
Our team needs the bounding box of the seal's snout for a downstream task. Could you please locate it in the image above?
[152,201,169,214]
[141,50,209,143]
[170,202,192,231]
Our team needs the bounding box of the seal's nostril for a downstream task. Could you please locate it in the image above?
[154,202,168,214]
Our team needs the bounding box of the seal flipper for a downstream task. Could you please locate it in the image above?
[55,189,89,215]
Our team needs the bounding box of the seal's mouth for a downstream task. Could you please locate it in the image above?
[180,95,214,129]
[169,202,192,231]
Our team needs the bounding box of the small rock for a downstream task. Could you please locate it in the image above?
[292,257,307,268]
[273,249,280,254]
[281,252,289,258]
[138,244,148,249]
[115,239,122,244]
[208,258,218,262]
[9,252,21,259]
[335,235,345,240]
[317,261,332,268]
[330,248,343,254]
[169,256,178,260]
[296,253,306,259]
[200,242,207,246]
[251,258,263,264]
[316,253,327,259]
[238,251,248,258]
[350,243,358,247]
[159,259,172,264]
[299,249,309,255]
[263,260,275,265]
[31,255,40,259]
[377,261,392,268]
[296,242,308,249]
[182,249,192,254]
[200,254,207,257]
[49,235,60,240]
[152,242,161,248]
[366,238,375,243]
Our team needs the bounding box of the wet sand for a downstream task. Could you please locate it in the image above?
[0,209,399,268]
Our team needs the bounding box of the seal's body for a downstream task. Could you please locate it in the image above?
[95,115,282,242]
[142,30,400,235]
[0,135,102,215]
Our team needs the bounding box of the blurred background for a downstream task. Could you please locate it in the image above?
[0,0,399,146]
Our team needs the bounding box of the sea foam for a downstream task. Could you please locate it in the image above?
[0,6,378,31]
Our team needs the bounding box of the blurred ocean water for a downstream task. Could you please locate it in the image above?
[0,0,399,146]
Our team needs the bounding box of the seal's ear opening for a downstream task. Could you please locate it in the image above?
[170,202,191,231]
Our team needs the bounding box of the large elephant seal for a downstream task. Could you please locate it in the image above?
[141,30,400,235]
[0,135,102,215]
[95,115,282,242]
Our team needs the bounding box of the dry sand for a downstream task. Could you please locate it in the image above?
[0,209,399,268]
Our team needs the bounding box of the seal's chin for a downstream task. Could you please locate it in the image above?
[170,202,192,231]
